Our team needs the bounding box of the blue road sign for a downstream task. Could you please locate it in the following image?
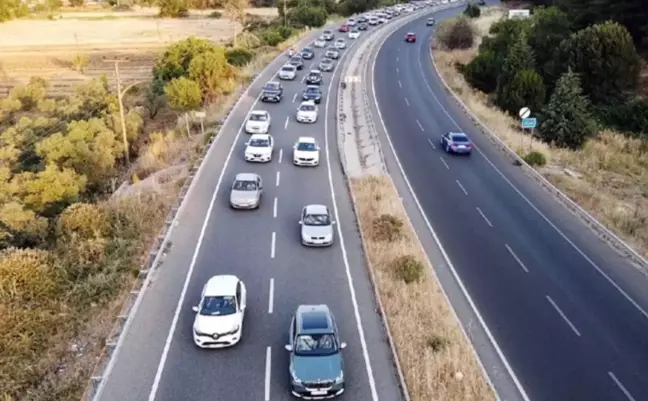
[522,117,537,129]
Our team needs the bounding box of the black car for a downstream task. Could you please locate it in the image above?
[306,70,323,85]
[302,85,323,104]
[260,81,283,103]
[300,47,315,60]
[289,56,304,70]
[358,22,368,30]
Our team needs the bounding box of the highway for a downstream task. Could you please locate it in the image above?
[371,6,648,401]
[95,21,404,401]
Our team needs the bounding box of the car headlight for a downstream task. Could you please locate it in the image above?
[335,371,344,383]
[290,367,302,384]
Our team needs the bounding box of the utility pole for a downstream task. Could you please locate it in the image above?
[103,57,131,168]
[284,0,287,26]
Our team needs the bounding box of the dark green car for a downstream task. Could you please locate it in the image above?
[285,305,346,399]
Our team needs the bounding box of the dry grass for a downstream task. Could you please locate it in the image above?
[432,7,648,260]
[350,175,495,401]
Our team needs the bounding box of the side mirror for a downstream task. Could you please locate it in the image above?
[340,342,347,349]
[285,344,293,352]
[315,146,321,150]
[332,221,336,225]
[298,220,303,225]
[245,141,250,146]
[192,306,199,313]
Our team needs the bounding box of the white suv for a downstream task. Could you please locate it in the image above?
[293,136,320,166]
[244,134,274,162]
[296,101,318,123]
[279,64,297,80]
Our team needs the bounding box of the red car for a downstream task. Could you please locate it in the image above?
[405,32,416,42]
[339,24,350,32]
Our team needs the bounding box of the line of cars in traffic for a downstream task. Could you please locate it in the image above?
[190,3,447,399]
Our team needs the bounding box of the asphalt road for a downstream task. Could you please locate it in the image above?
[372,7,648,401]
[96,20,407,401]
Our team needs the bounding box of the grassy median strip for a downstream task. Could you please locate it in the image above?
[349,175,495,401]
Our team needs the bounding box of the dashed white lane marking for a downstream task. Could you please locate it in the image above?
[396,56,399,62]
[546,295,581,337]
[416,119,424,131]
[292,93,297,103]
[398,80,402,88]
[504,244,529,273]
[264,346,272,401]
[276,171,280,187]
[439,156,449,169]
[456,180,468,195]
[284,116,289,129]
[270,232,276,259]
[609,372,636,401]
[404,97,410,106]
[427,138,436,149]
[476,207,493,227]
[396,66,399,73]
[268,278,274,314]
[278,148,283,163]
[273,197,278,218]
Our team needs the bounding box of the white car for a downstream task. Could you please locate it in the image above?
[313,37,326,48]
[296,101,318,123]
[347,18,356,26]
[192,275,247,348]
[293,136,320,166]
[245,134,274,162]
[348,29,360,39]
[244,110,270,134]
[279,64,297,80]
[369,18,379,25]
[334,38,346,49]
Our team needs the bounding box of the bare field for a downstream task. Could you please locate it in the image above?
[432,8,648,260]
[350,175,494,401]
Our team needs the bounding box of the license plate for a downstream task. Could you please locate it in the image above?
[310,390,327,395]
[458,145,466,148]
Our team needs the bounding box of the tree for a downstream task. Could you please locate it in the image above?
[480,18,531,61]
[463,3,480,18]
[0,248,59,307]
[288,5,328,28]
[15,163,87,215]
[560,21,640,105]
[164,77,203,111]
[498,69,546,116]
[463,49,499,93]
[188,49,239,102]
[153,37,218,83]
[158,0,189,17]
[0,0,29,22]
[527,6,572,89]
[56,202,110,241]
[0,202,48,248]
[539,69,598,149]
[436,16,476,50]
[496,34,535,109]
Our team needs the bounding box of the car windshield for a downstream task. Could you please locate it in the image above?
[309,72,320,77]
[294,333,338,356]
[351,30,358,33]
[233,180,258,191]
[249,113,267,121]
[321,58,332,64]
[303,213,330,225]
[452,135,469,143]
[249,138,270,147]
[305,87,320,94]
[199,295,237,316]
[302,48,312,52]
[324,30,331,34]
[300,104,316,111]
[281,66,294,71]
[264,83,279,90]
[297,142,317,151]
[336,39,344,42]
[290,57,301,62]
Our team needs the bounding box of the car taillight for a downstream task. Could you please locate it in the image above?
[466,143,472,148]
[450,142,456,147]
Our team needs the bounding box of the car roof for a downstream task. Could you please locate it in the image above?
[336,38,344,40]
[306,85,320,90]
[266,81,280,85]
[309,69,321,73]
[450,132,468,137]
[204,275,239,297]
[300,100,316,106]
[249,110,267,115]
[296,304,333,334]
[407,32,415,35]
[235,172,259,181]
[281,64,296,69]
[249,133,271,140]
[297,136,316,144]
[304,204,328,214]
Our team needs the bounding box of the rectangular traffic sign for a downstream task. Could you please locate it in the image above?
[521,117,537,129]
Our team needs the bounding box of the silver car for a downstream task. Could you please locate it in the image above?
[230,173,263,209]
[299,204,335,247]
[319,57,334,72]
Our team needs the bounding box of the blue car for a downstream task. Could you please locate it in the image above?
[301,47,315,60]
[440,132,473,154]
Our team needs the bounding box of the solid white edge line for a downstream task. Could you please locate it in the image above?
[421,21,648,322]
[504,244,529,273]
[276,171,280,186]
[325,35,380,401]
[476,207,493,228]
[264,346,272,401]
[271,231,276,259]
[545,295,581,337]
[268,278,274,314]
[608,372,637,401]
[369,9,530,401]
[273,197,278,218]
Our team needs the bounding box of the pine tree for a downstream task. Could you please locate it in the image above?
[499,69,546,116]
[539,69,598,149]
[496,35,536,112]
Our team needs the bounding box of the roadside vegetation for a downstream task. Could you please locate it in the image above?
[433,1,648,260]
[350,175,495,401]
[0,0,349,397]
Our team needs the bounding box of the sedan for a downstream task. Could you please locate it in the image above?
[325,47,340,59]
[426,17,435,26]
[313,37,327,48]
[278,64,297,80]
[245,134,274,162]
[244,110,270,134]
[229,173,263,209]
[299,204,335,246]
[319,57,334,72]
[289,56,304,70]
[440,132,473,155]
[348,29,360,39]
[301,46,315,60]
[334,38,346,49]
[293,136,320,166]
[192,275,246,348]
[405,32,416,42]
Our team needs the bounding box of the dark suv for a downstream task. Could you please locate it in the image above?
[306,70,323,85]
[285,305,346,399]
[261,81,283,103]
[302,85,322,104]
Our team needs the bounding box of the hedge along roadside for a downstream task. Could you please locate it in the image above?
[427,29,648,272]
[84,23,341,401]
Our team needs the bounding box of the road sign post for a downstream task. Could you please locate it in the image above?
[518,107,536,154]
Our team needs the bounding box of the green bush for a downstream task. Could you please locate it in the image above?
[235,31,263,49]
[522,151,547,166]
[288,5,328,28]
[158,0,189,17]
[463,49,499,93]
[463,3,480,18]
[164,77,203,111]
[437,16,476,50]
[209,11,222,18]
[276,25,297,40]
[498,68,546,116]
[371,214,404,242]
[392,255,425,284]
[594,100,648,136]
[226,47,256,67]
[261,29,284,46]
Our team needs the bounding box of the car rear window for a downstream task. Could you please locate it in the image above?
[452,135,469,142]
